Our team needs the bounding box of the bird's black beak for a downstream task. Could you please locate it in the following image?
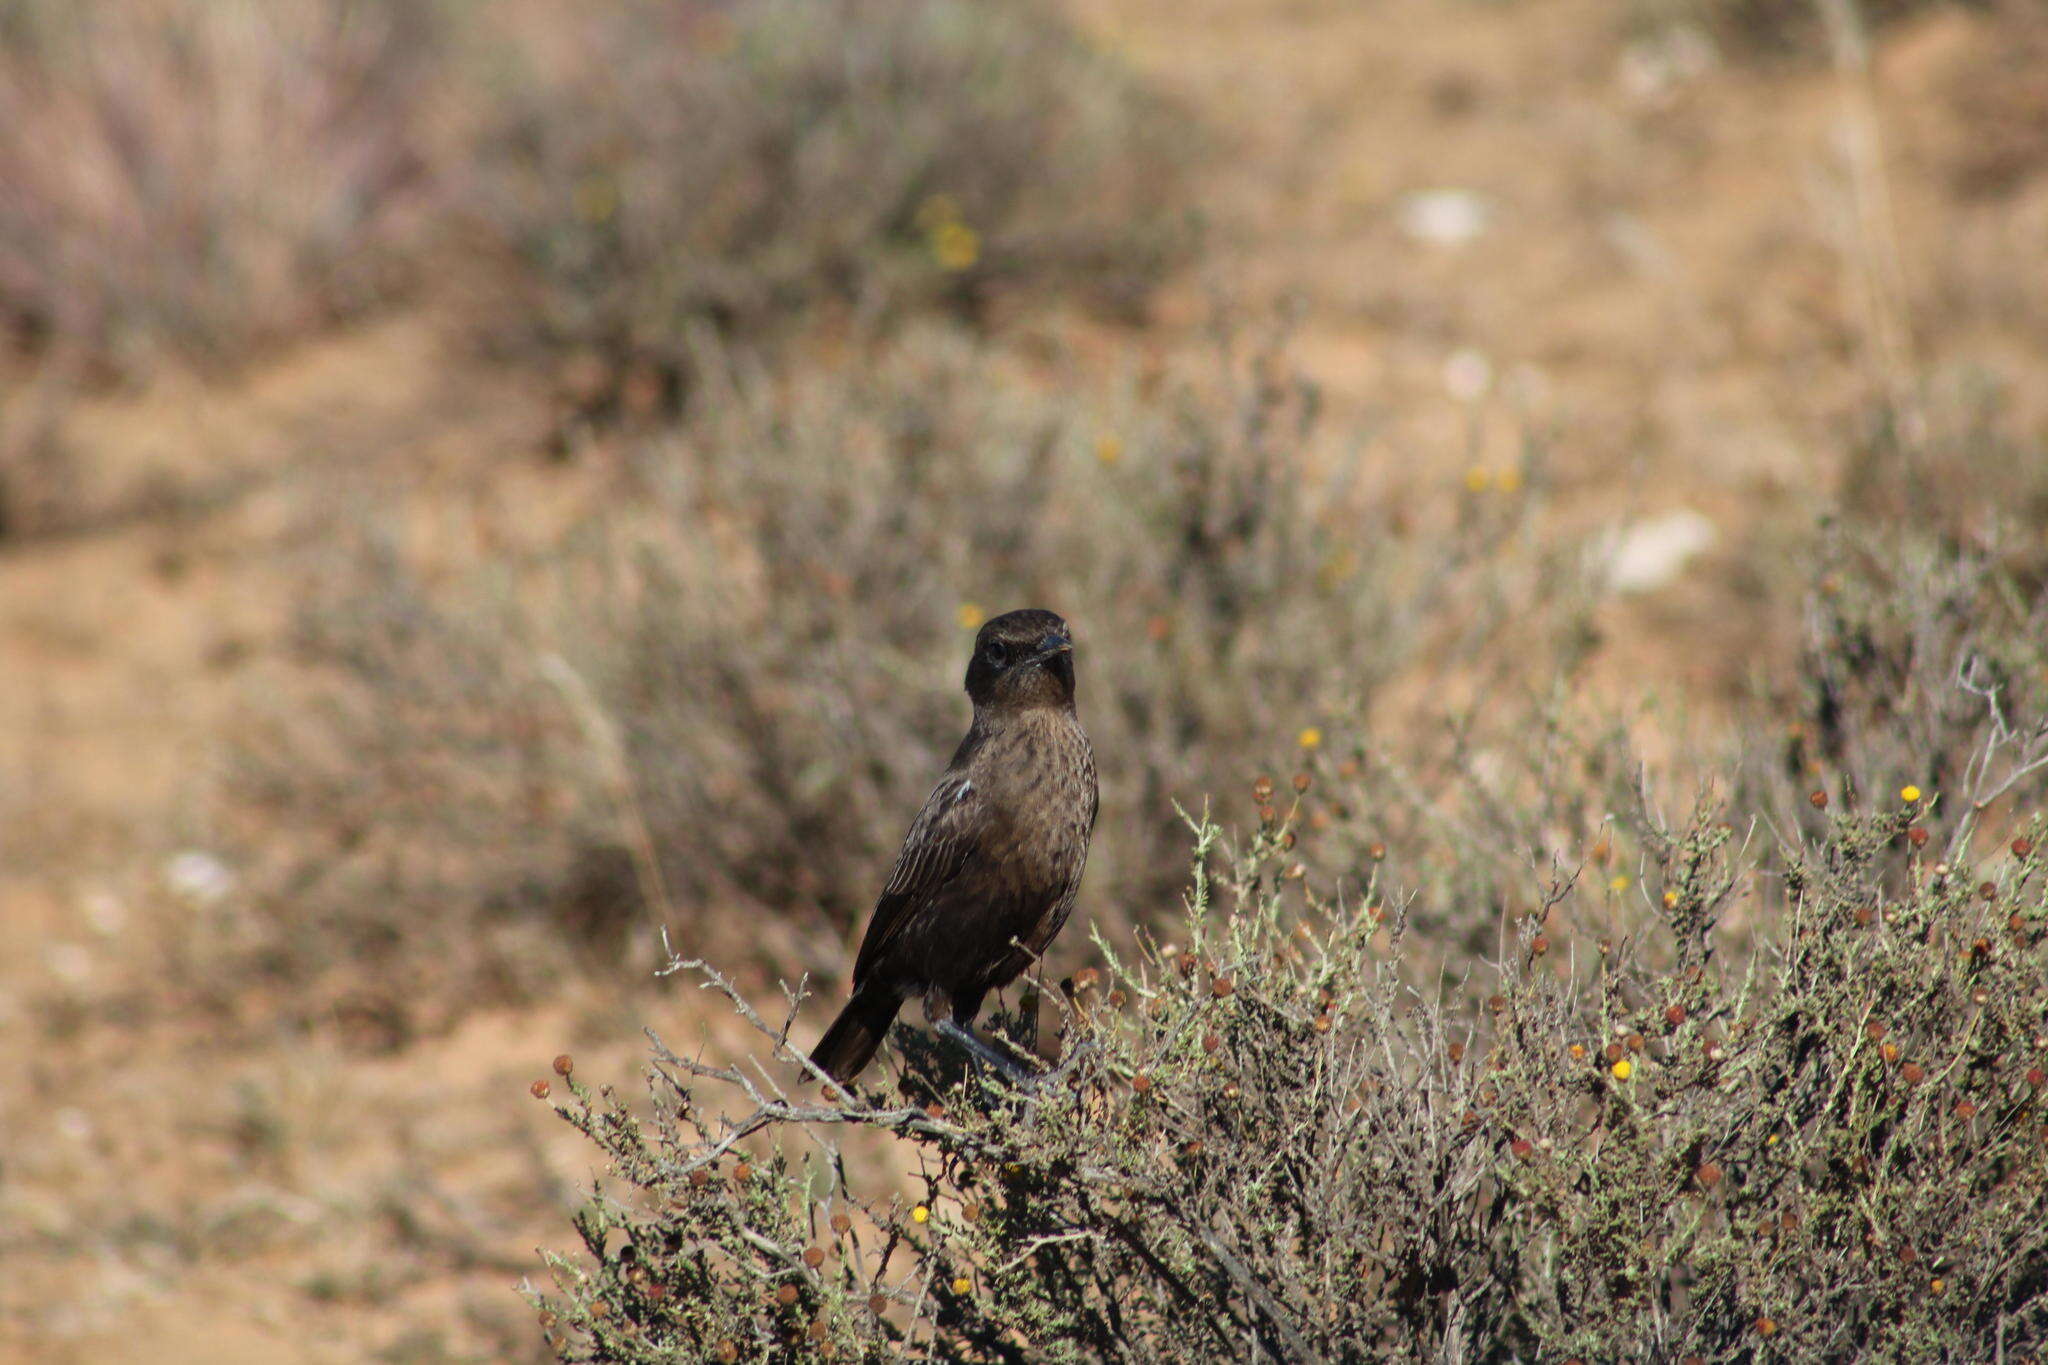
[1034,629,1072,660]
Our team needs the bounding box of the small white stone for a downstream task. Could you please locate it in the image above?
[1442,348,1494,402]
[1598,510,1718,594]
[165,850,236,906]
[1398,189,1492,246]
[45,942,92,985]
[81,887,126,936]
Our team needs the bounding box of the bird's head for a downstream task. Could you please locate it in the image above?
[964,608,1077,712]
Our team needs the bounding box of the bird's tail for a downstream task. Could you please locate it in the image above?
[810,988,901,1085]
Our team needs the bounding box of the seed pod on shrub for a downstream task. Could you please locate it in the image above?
[553,1054,575,1077]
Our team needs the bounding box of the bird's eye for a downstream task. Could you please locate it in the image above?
[984,639,1008,667]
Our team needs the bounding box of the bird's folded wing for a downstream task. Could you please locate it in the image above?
[853,773,983,983]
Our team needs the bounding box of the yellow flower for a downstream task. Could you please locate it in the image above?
[1497,466,1524,494]
[951,1277,972,1295]
[930,220,980,271]
[1095,435,1123,466]
[957,603,985,631]
[1900,785,1923,803]
[912,1205,931,1224]
[914,193,961,231]
[1298,727,1323,751]
[1315,548,1358,592]
[1609,874,1630,893]
[1662,889,1679,908]
[1463,467,1492,494]
[1611,1058,1633,1081]
[573,176,618,224]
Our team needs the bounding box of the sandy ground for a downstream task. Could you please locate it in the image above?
[4,0,2044,1358]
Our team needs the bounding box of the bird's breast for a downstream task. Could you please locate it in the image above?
[974,712,1095,887]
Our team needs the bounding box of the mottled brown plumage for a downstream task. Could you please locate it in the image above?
[810,608,1097,1085]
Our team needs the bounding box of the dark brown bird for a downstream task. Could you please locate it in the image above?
[810,608,1097,1086]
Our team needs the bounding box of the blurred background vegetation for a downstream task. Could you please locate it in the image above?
[3,0,2045,1358]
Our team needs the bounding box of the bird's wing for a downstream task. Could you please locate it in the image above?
[852,770,985,985]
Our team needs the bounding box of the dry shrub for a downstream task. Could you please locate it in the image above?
[209,537,615,1046]
[217,328,1563,1035]
[525,544,2048,1359]
[563,330,1563,951]
[1634,0,1991,58]
[527,793,2047,1360]
[470,0,1196,420]
[0,0,434,375]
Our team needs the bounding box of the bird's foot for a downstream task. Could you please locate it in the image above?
[934,1019,1043,1090]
